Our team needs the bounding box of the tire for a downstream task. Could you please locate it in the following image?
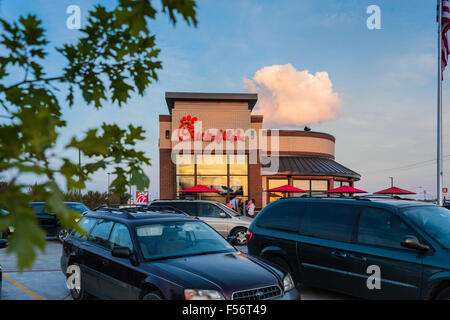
[231,227,247,245]
[66,263,90,300]
[269,256,292,274]
[57,226,68,243]
[142,291,164,300]
[436,287,450,300]
[267,256,298,286]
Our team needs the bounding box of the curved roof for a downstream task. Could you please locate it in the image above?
[262,155,361,180]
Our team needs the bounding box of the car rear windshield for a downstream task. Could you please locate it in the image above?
[401,206,450,249]
[136,221,235,260]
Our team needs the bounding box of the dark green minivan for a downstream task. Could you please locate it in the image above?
[247,197,450,300]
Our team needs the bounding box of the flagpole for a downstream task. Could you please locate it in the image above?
[438,0,444,206]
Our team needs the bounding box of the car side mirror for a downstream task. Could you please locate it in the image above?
[226,236,238,245]
[219,212,228,218]
[0,239,7,249]
[112,246,131,258]
[401,236,429,252]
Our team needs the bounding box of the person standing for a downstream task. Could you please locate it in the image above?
[247,199,255,218]
[230,196,238,211]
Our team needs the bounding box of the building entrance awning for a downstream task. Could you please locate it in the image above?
[262,156,361,180]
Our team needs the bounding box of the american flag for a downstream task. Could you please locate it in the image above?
[438,0,450,75]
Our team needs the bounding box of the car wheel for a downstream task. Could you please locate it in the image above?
[57,226,68,243]
[142,291,164,300]
[267,256,297,285]
[231,228,247,245]
[66,264,90,300]
[436,287,450,300]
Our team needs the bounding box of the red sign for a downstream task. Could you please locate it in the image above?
[178,115,245,143]
[136,191,149,204]
[443,188,448,195]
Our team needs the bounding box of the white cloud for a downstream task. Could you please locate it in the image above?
[243,64,343,128]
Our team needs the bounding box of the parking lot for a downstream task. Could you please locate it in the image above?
[0,241,352,300]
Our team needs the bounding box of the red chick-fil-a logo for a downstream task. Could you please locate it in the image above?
[178,115,245,143]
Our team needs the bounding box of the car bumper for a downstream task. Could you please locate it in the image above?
[272,288,301,300]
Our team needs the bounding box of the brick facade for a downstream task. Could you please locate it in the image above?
[159,149,176,199]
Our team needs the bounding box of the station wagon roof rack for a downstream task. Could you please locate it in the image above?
[92,205,190,219]
[92,206,136,219]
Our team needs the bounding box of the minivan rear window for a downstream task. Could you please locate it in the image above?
[299,203,360,242]
[256,202,304,233]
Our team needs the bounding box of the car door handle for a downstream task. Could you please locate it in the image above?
[331,251,348,258]
[349,254,367,262]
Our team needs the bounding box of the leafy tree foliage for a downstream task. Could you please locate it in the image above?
[0,0,197,269]
[63,190,131,209]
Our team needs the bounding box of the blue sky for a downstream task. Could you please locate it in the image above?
[1,0,448,200]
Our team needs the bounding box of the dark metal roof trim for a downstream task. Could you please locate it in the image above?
[262,156,361,180]
[165,92,258,113]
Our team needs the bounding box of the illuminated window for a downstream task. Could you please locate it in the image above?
[197,155,227,175]
[229,154,248,175]
[175,154,248,204]
[293,180,309,197]
[175,154,194,175]
[268,179,288,203]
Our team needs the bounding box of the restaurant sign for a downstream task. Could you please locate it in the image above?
[178,115,245,143]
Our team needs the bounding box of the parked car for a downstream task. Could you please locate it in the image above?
[0,209,14,239]
[443,202,450,210]
[61,210,300,300]
[31,202,91,242]
[0,239,5,300]
[0,263,2,300]
[247,197,450,300]
[148,200,251,245]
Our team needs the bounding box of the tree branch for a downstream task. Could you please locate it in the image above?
[0,76,64,93]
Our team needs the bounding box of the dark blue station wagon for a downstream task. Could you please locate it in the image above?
[61,210,300,300]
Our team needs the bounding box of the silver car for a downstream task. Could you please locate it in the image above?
[148,200,252,245]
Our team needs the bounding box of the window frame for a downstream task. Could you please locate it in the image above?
[108,222,135,252]
[71,217,98,240]
[354,206,424,251]
[87,219,115,250]
[175,154,249,202]
[256,201,305,234]
[298,202,362,243]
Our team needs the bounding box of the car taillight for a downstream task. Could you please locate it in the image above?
[245,230,253,243]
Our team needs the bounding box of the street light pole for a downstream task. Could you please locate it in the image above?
[389,177,394,188]
[107,172,111,206]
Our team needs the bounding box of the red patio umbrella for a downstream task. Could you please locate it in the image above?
[178,185,221,193]
[265,185,307,193]
[324,185,367,194]
[373,187,416,195]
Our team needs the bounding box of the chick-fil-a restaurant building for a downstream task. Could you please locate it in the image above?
[159,92,360,209]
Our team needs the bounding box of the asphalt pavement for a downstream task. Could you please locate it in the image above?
[0,242,352,300]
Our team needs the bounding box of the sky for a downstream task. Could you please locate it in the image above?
[0,0,448,200]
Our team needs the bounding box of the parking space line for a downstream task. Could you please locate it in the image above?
[3,269,61,273]
[3,274,45,300]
